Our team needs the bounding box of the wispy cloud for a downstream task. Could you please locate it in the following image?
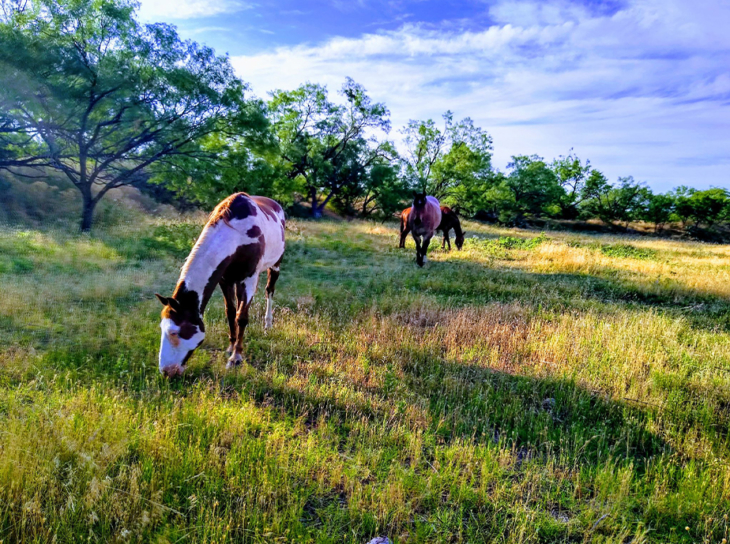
[137,0,254,20]
[230,0,730,189]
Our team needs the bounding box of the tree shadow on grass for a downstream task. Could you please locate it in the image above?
[284,236,730,335]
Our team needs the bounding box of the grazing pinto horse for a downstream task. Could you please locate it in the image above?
[155,193,285,376]
[399,192,442,267]
[438,206,465,251]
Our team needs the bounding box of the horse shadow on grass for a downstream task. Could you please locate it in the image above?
[288,241,730,335]
[178,340,685,540]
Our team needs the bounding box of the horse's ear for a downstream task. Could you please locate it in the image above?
[412,190,418,198]
[155,293,169,306]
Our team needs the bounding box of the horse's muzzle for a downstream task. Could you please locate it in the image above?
[161,364,185,378]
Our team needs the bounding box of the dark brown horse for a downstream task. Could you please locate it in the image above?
[155,193,286,376]
[400,204,464,251]
[399,192,442,267]
[438,206,465,250]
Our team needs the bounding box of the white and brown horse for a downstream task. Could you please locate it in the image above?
[399,192,442,267]
[155,193,286,376]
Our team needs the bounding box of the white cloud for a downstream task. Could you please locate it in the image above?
[137,0,252,20]
[231,0,730,190]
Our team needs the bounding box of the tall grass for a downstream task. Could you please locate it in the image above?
[0,216,729,543]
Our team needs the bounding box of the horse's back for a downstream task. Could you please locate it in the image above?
[207,193,285,272]
[249,196,285,270]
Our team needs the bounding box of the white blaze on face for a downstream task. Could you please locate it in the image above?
[158,317,205,376]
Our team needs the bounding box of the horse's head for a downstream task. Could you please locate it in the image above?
[412,191,427,209]
[455,232,465,250]
[155,294,205,377]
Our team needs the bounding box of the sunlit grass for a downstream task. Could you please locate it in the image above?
[1,215,729,543]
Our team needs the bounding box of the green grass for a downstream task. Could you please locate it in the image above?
[1,216,729,543]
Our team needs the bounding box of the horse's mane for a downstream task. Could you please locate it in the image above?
[179,192,252,280]
[208,192,250,226]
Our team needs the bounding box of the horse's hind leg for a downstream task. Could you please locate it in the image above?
[442,230,451,251]
[264,264,280,329]
[399,221,410,248]
[228,274,260,368]
[220,281,237,355]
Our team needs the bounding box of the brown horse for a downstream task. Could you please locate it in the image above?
[438,206,465,250]
[399,192,442,267]
[155,193,286,377]
[400,204,464,251]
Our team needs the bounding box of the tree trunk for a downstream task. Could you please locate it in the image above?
[310,188,322,218]
[80,194,96,233]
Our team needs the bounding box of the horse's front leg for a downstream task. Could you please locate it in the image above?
[419,235,432,267]
[220,281,237,355]
[228,274,259,368]
[412,234,423,266]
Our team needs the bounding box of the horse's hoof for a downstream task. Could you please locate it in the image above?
[264,319,273,330]
[226,353,243,369]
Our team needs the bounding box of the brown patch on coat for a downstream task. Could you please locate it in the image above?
[251,196,283,223]
[208,192,257,226]
[160,284,205,331]
[178,321,198,340]
[246,225,262,238]
[201,237,266,313]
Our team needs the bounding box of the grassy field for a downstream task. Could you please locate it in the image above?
[1,213,729,543]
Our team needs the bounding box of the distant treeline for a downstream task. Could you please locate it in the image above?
[1,0,728,233]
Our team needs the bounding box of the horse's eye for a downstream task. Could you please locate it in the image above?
[170,331,178,337]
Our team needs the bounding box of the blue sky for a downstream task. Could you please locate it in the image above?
[137,0,730,191]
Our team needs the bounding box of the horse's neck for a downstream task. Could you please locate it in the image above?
[451,215,463,236]
[177,223,231,314]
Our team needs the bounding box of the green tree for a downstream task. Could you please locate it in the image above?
[551,150,591,219]
[0,0,258,231]
[268,79,391,218]
[359,158,406,218]
[639,192,675,232]
[581,174,649,227]
[503,155,564,223]
[148,119,294,209]
[400,112,492,203]
[671,187,729,230]
[326,139,402,218]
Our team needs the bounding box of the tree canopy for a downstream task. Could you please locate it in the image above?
[400,112,493,206]
[0,0,261,230]
[0,0,728,234]
[268,79,392,218]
